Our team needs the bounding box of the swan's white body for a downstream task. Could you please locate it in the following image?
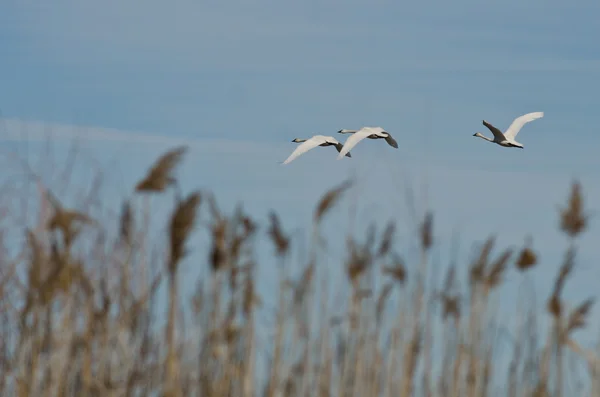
[473,112,544,149]
[336,126,398,159]
[282,135,351,165]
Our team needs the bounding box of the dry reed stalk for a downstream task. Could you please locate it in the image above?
[313,180,352,226]
[268,211,290,258]
[119,199,133,247]
[383,298,408,397]
[399,211,433,397]
[168,191,201,271]
[135,146,187,193]
[2,143,600,396]
[559,181,587,238]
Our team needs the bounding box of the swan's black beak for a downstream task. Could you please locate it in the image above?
[472,133,477,136]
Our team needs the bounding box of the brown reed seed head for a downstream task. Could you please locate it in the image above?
[566,298,595,334]
[267,211,289,256]
[420,211,433,250]
[210,219,227,272]
[382,253,406,284]
[314,180,352,224]
[485,249,512,289]
[470,237,494,285]
[119,199,133,243]
[47,209,93,232]
[515,245,537,272]
[345,238,370,285]
[241,215,257,235]
[556,247,575,292]
[442,295,460,321]
[560,181,587,238]
[168,191,201,271]
[242,276,257,316]
[377,221,396,257]
[546,248,576,318]
[47,207,95,248]
[135,146,188,192]
[376,283,393,324]
[293,263,314,307]
[547,294,562,318]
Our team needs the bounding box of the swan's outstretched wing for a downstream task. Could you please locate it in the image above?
[504,112,544,140]
[384,133,398,148]
[282,135,328,165]
[482,120,507,142]
[320,136,351,158]
[333,142,352,157]
[336,128,373,159]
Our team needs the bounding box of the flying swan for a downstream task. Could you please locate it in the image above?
[473,112,544,149]
[282,135,351,165]
[336,126,398,159]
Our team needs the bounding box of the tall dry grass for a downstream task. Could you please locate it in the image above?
[0,145,597,396]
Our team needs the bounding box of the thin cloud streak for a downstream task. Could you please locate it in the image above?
[0,118,284,156]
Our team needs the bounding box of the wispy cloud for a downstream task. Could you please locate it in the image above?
[0,117,284,156]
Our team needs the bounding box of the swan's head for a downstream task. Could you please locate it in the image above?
[473,132,484,138]
[291,138,305,143]
[338,129,353,134]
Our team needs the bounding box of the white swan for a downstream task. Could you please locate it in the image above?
[336,126,397,159]
[282,135,351,165]
[473,112,544,149]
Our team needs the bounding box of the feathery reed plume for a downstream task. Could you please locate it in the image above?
[119,199,133,245]
[135,146,187,192]
[376,283,393,326]
[45,187,93,230]
[442,295,460,322]
[566,298,595,336]
[516,237,538,272]
[377,220,396,258]
[168,191,201,271]
[209,217,227,272]
[382,253,407,285]
[267,211,289,256]
[440,265,460,322]
[47,207,92,233]
[420,211,433,251]
[547,247,576,318]
[345,236,372,288]
[470,236,495,286]
[44,189,95,248]
[484,248,512,290]
[559,180,587,238]
[314,180,352,225]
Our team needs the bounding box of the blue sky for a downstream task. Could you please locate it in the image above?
[1,0,600,363]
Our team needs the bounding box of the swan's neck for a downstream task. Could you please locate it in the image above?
[476,133,493,142]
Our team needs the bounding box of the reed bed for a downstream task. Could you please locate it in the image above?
[0,145,597,397]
